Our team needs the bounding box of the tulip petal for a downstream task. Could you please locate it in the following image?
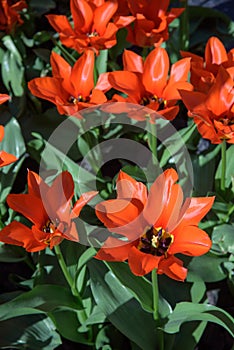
[7,194,48,226]
[108,71,144,102]
[143,47,169,96]
[0,221,47,252]
[28,77,66,104]
[116,170,147,204]
[123,50,144,73]
[72,191,98,218]
[0,93,10,104]
[95,237,136,261]
[71,0,93,33]
[169,226,212,256]
[0,151,17,167]
[128,246,161,276]
[93,0,118,35]
[71,49,95,97]
[205,37,228,67]
[27,170,49,198]
[157,255,187,281]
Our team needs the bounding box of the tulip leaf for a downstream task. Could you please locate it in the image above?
[212,224,234,255]
[163,302,234,338]
[88,259,159,350]
[215,144,234,188]
[0,243,27,263]
[2,36,24,96]
[0,284,82,321]
[50,307,93,345]
[188,254,228,282]
[0,314,61,349]
[107,261,153,312]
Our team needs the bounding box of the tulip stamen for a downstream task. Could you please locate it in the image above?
[138,226,173,257]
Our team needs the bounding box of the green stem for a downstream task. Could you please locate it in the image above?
[147,120,158,166]
[221,140,226,191]
[152,269,164,350]
[51,38,77,65]
[54,244,92,339]
[151,269,159,321]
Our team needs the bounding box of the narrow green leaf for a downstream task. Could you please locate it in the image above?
[164,302,234,338]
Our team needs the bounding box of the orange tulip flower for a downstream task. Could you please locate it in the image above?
[95,169,214,281]
[28,50,107,117]
[0,0,27,33]
[180,66,234,144]
[181,36,234,93]
[126,0,184,47]
[0,170,97,252]
[102,47,192,120]
[47,0,134,54]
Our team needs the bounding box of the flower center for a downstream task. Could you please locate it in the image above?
[87,30,99,38]
[138,226,173,257]
[140,95,167,110]
[42,219,58,234]
[68,95,90,104]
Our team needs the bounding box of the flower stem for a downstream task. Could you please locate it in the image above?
[51,38,77,65]
[179,0,189,51]
[152,269,164,350]
[151,268,159,321]
[221,140,226,191]
[147,120,158,166]
[54,244,92,340]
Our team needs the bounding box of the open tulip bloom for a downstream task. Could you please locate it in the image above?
[0,170,97,252]
[95,169,215,281]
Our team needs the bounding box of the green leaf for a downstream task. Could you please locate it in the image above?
[88,259,159,350]
[216,144,234,188]
[50,307,93,345]
[0,116,26,202]
[0,284,82,321]
[188,254,227,282]
[107,261,153,312]
[164,302,234,338]
[212,224,234,254]
[0,314,61,349]
[0,244,27,263]
[2,36,24,96]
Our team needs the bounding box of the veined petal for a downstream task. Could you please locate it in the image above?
[50,51,73,94]
[71,0,93,33]
[71,49,95,97]
[7,194,48,226]
[116,170,147,204]
[128,246,161,276]
[157,255,187,281]
[143,47,169,96]
[169,226,212,256]
[123,50,144,73]
[93,0,118,35]
[179,89,206,111]
[0,221,47,252]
